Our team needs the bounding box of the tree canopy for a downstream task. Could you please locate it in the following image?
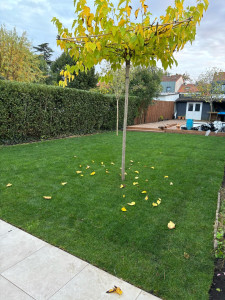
[52,0,209,180]
[51,52,98,90]
[0,25,44,82]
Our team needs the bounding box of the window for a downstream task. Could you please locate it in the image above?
[188,103,193,111]
[166,86,171,92]
[195,104,200,111]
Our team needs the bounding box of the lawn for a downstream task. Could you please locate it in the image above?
[0,131,225,299]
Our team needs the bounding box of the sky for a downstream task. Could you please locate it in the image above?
[1,0,225,81]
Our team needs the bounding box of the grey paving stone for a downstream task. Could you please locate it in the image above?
[0,275,34,300]
[49,264,142,300]
[2,244,88,300]
[0,229,46,273]
[0,220,17,237]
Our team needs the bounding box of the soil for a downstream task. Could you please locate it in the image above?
[209,170,225,300]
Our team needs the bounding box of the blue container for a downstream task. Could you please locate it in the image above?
[186,119,193,130]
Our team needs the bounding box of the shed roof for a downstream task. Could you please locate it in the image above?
[178,84,199,93]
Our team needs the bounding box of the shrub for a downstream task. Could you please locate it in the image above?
[0,80,139,144]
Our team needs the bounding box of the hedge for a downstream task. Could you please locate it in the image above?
[0,80,139,144]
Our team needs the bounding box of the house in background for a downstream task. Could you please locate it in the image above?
[135,74,183,123]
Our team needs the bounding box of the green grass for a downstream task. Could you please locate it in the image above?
[0,132,225,299]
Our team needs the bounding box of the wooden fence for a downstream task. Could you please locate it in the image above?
[134,100,175,124]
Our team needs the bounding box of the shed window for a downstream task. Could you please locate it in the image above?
[166,86,171,92]
[188,103,193,111]
[195,104,200,111]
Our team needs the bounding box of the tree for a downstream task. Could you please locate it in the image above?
[33,43,53,66]
[52,0,209,180]
[196,68,224,113]
[100,64,126,135]
[129,66,163,122]
[0,25,44,82]
[51,52,98,90]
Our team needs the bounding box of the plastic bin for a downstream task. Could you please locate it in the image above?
[186,119,193,130]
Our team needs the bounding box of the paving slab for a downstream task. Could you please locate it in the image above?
[49,264,142,300]
[0,275,34,300]
[0,228,46,273]
[2,244,88,300]
[0,220,16,237]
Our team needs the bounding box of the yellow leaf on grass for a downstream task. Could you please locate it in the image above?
[79,165,82,168]
[90,172,95,176]
[170,182,173,185]
[106,170,109,173]
[184,252,190,259]
[157,199,161,205]
[76,171,82,174]
[168,221,175,229]
[141,191,147,194]
[80,174,84,177]
[133,182,138,185]
[145,179,148,182]
[152,202,158,207]
[135,176,139,179]
[101,162,104,165]
[135,170,139,174]
[130,160,133,162]
[123,194,125,198]
[151,166,155,169]
[61,182,67,186]
[164,176,169,178]
[127,201,135,206]
[121,207,127,212]
[120,184,125,188]
[92,160,95,163]
[43,196,52,200]
[6,183,12,187]
[111,162,115,165]
[86,165,90,169]
[145,195,148,200]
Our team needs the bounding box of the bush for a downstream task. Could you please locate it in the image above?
[0,80,139,144]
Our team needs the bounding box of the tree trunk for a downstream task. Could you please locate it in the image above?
[121,60,130,181]
[116,98,119,136]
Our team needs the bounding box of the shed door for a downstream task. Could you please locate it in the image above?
[186,102,202,120]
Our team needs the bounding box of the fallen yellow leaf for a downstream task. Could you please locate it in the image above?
[170,182,173,185]
[76,171,82,174]
[6,183,12,187]
[43,196,52,200]
[152,202,158,207]
[80,174,84,177]
[86,165,90,169]
[157,199,161,205]
[133,182,138,185]
[130,160,133,162]
[145,195,148,200]
[121,207,127,212]
[79,165,82,168]
[120,184,125,188]
[135,170,139,174]
[168,221,175,229]
[101,162,104,165]
[106,286,123,295]
[164,175,169,178]
[123,194,126,198]
[184,252,190,259]
[106,170,109,173]
[90,172,95,176]
[141,191,147,194]
[92,160,95,163]
[145,179,148,182]
[135,176,139,179]
[111,162,115,165]
[151,166,155,169]
[61,182,67,186]
[127,201,135,206]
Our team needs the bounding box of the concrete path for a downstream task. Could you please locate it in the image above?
[0,220,161,300]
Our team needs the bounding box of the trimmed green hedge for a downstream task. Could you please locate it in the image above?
[0,80,139,144]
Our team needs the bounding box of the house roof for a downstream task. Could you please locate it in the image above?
[213,72,225,82]
[178,84,199,93]
[161,74,183,82]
